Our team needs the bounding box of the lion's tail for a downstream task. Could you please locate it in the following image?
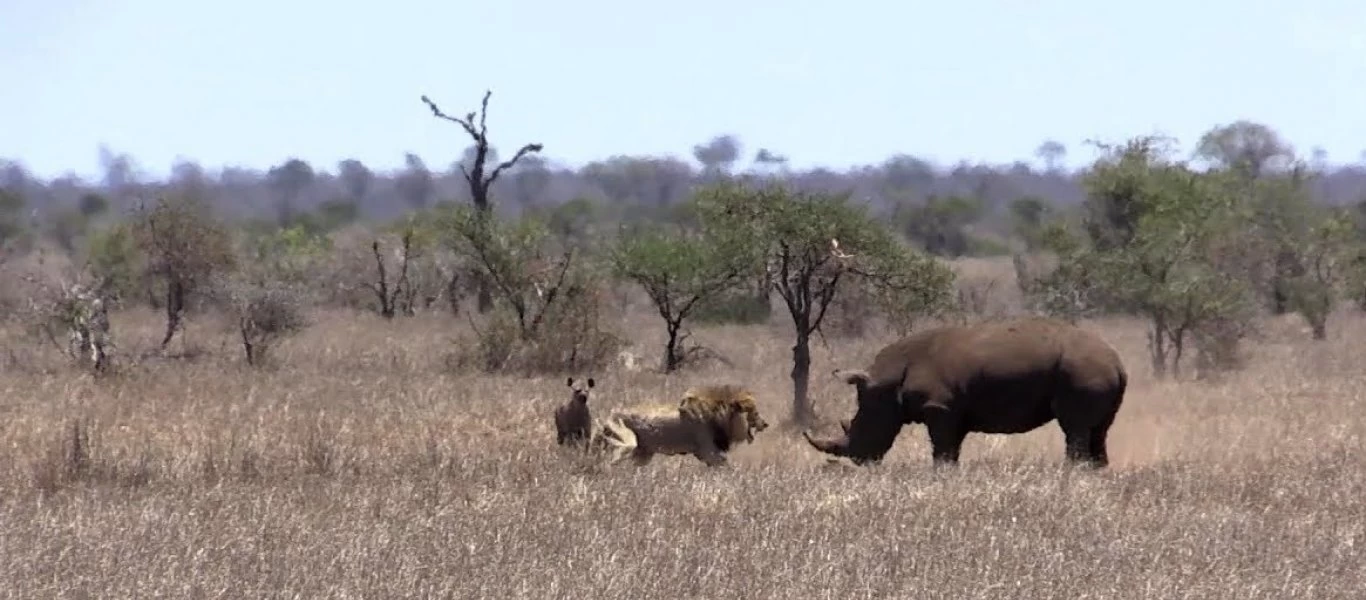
[590,414,638,453]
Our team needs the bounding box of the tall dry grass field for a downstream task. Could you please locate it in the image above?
[1,258,1362,598]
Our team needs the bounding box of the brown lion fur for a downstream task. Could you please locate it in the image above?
[554,377,594,448]
[589,383,769,467]
[678,384,769,451]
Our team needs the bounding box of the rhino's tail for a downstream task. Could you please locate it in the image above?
[1114,362,1128,402]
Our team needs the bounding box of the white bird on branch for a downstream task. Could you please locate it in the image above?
[829,238,854,260]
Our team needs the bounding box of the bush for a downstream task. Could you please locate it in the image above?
[690,288,772,325]
[226,279,309,367]
[436,206,624,375]
[450,281,623,375]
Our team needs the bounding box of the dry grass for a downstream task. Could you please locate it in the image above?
[1,259,1363,598]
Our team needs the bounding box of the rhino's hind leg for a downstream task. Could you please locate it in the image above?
[1062,428,1093,465]
[1085,405,1119,468]
[1056,418,1110,468]
[1087,427,1110,468]
[1053,389,1119,469]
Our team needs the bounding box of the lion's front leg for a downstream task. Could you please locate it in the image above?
[693,434,729,467]
[694,448,728,466]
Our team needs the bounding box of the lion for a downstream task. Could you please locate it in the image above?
[590,384,769,467]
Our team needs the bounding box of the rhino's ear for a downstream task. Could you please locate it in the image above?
[833,369,871,390]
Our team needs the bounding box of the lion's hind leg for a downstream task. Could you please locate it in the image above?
[594,416,643,466]
[629,448,655,466]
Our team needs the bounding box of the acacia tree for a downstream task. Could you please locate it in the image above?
[419,90,544,312]
[693,181,955,424]
[1194,120,1294,180]
[434,203,620,374]
[1196,121,1302,314]
[437,204,583,341]
[1034,135,1254,378]
[1278,206,1357,339]
[610,218,756,372]
[129,193,236,349]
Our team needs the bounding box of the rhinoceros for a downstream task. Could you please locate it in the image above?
[804,317,1127,467]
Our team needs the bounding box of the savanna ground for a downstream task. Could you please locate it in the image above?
[0,257,1361,599]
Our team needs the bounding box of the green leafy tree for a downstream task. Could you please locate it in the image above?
[1034,136,1254,378]
[693,181,955,424]
[78,193,109,219]
[46,208,88,254]
[438,205,578,340]
[0,187,28,253]
[1280,208,1357,339]
[224,226,319,367]
[897,194,983,257]
[1194,120,1294,179]
[1009,196,1053,250]
[313,199,360,232]
[246,222,334,289]
[130,193,237,349]
[610,219,756,372]
[434,204,620,374]
[82,223,144,303]
[523,196,602,246]
[1212,144,1354,332]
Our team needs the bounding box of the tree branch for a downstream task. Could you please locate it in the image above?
[478,90,490,137]
[460,220,527,323]
[809,270,844,335]
[527,249,576,336]
[485,143,545,189]
[419,94,481,140]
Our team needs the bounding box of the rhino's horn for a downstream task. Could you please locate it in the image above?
[803,430,848,456]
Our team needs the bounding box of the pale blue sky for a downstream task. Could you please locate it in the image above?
[3,0,1365,182]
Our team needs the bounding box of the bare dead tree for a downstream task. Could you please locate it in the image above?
[419,90,544,312]
[366,231,414,319]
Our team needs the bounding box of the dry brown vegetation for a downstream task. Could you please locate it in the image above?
[1,257,1362,598]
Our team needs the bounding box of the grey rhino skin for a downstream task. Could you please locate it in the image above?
[805,317,1127,467]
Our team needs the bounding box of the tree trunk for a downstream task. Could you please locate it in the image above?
[241,321,256,367]
[1310,316,1328,340]
[1170,328,1186,379]
[473,196,494,314]
[446,271,462,316]
[1148,314,1168,379]
[791,331,813,425]
[145,273,162,309]
[160,278,185,349]
[475,275,493,313]
[664,320,683,373]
